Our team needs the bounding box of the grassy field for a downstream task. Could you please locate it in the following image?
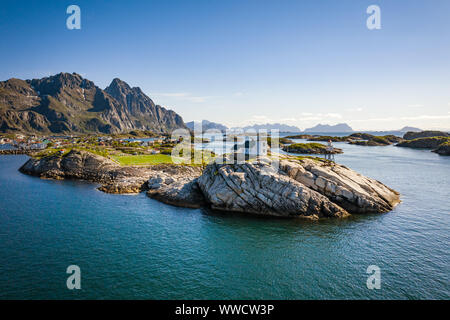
[111,154,174,165]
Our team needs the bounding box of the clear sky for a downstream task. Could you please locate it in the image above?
[1,0,449,130]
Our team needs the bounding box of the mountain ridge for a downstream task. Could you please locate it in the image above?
[186,120,228,132]
[0,72,186,134]
[304,123,353,133]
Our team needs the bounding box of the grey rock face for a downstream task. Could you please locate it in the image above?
[433,143,450,156]
[147,166,205,208]
[19,150,401,219]
[0,73,186,134]
[105,78,186,133]
[197,161,350,219]
[280,159,400,214]
[20,150,152,193]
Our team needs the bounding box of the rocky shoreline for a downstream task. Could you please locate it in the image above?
[19,150,400,219]
[282,143,343,154]
[396,131,450,155]
[0,149,35,155]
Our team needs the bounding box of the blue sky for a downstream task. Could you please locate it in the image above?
[1,0,449,130]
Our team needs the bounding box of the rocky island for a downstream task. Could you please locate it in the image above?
[19,149,400,219]
[284,133,404,146]
[282,142,343,154]
[396,131,450,156]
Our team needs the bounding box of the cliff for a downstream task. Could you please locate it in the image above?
[19,150,401,219]
[0,73,186,134]
[403,130,449,140]
[396,137,450,149]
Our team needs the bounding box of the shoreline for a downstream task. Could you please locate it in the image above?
[18,149,401,219]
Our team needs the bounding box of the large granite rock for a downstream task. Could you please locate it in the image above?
[20,150,153,193]
[280,158,400,214]
[197,160,350,219]
[396,137,450,149]
[282,143,343,154]
[19,150,401,219]
[147,166,205,208]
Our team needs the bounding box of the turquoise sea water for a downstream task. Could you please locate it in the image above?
[0,142,449,299]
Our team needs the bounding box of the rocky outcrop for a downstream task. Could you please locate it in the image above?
[19,150,205,203]
[403,130,449,140]
[396,137,450,149]
[283,143,343,154]
[197,160,349,219]
[284,133,403,146]
[285,134,314,139]
[307,136,349,142]
[104,78,186,133]
[19,149,153,193]
[147,166,205,208]
[432,142,450,156]
[19,150,401,219]
[348,135,403,146]
[280,158,400,214]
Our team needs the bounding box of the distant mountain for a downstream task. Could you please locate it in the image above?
[0,72,186,134]
[304,123,353,133]
[186,120,228,132]
[399,126,422,132]
[233,123,301,132]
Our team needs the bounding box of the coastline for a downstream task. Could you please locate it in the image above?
[18,149,401,219]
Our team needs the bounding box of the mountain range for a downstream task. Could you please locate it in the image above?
[398,126,422,132]
[0,72,186,134]
[237,123,301,132]
[186,120,228,132]
[304,123,353,133]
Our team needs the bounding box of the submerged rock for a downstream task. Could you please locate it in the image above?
[197,161,350,219]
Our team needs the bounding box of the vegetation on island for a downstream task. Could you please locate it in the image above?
[396,136,450,149]
[403,130,449,140]
[282,142,342,154]
[266,137,294,147]
[284,132,403,146]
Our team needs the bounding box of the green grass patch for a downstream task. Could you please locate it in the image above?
[111,154,174,166]
[285,142,326,149]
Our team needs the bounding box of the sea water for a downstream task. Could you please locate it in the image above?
[0,140,449,299]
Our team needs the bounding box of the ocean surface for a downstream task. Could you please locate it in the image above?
[0,139,449,299]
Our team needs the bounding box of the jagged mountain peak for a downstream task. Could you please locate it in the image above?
[0,73,186,134]
[108,77,131,89]
[106,78,146,97]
